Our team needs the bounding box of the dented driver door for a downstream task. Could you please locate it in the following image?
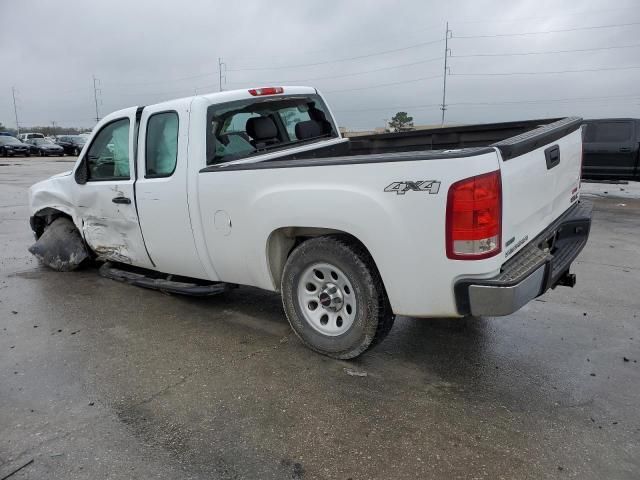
[74,107,154,268]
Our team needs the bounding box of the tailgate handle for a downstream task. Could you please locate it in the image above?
[545,145,560,170]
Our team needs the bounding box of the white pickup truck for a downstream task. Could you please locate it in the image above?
[29,86,592,359]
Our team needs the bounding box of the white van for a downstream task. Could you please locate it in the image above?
[18,132,45,142]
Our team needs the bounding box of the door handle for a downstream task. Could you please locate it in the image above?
[112,196,131,204]
[619,147,631,153]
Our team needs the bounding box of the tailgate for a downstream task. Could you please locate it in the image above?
[496,117,583,260]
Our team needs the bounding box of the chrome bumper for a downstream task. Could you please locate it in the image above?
[455,200,593,317]
[467,265,546,316]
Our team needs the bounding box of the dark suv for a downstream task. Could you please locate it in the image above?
[583,119,640,180]
[56,135,86,156]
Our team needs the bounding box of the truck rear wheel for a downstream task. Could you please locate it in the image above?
[281,235,394,359]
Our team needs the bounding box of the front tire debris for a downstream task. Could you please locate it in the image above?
[28,217,90,271]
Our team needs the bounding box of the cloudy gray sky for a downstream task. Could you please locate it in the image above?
[1,0,639,130]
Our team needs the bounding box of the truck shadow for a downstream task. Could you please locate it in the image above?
[175,285,497,376]
[177,287,574,411]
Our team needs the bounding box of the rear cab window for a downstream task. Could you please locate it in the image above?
[205,94,337,165]
[145,111,179,177]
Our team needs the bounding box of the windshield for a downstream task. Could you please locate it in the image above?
[206,94,337,165]
[0,137,23,145]
[34,139,55,145]
[70,136,86,144]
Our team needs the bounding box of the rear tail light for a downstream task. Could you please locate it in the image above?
[446,170,502,260]
[248,87,284,96]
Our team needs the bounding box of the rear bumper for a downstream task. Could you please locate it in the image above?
[454,200,593,316]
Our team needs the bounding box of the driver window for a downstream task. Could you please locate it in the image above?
[86,118,130,181]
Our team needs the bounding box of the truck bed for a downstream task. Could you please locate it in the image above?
[204,117,582,172]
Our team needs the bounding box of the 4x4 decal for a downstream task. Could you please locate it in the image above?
[384,181,441,195]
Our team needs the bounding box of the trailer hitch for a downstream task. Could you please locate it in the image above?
[554,271,577,289]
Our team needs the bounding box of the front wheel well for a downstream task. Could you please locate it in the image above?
[266,227,384,292]
[30,208,73,239]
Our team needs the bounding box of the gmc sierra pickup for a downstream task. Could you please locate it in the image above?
[28,86,592,359]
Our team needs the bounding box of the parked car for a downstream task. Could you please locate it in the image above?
[28,86,591,359]
[582,118,640,180]
[18,132,45,142]
[56,135,86,155]
[26,138,64,156]
[0,136,31,157]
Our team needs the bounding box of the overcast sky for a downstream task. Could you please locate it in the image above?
[1,0,639,130]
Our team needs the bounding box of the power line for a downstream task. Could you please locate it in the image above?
[107,83,219,98]
[98,37,444,89]
[451,42,640,58]
[454,21,640,39]
[11,87,20,135]
[323,73,442,94]
[225,56,443,86]
[335,102,442,113]
[107,71,218,88]
[334,93,640,113]
[227,37,444,72]
[451,65,640,76]
[218,57,226,92]
[92,75,102,123]
[451,94,640,106]
[453,5,640,25]
[440,22,451,125]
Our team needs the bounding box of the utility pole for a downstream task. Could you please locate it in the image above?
[92,75,101,123]
[51,121,57,137]
[440,22,451,126]
[11,87,20,135]
[218,57,226,92]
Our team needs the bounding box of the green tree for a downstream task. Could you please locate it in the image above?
[388,112,414,132]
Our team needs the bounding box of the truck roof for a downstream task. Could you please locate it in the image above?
[105,86,319,121]
[199,86,317,104]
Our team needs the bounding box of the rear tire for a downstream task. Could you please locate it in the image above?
[73,147,79,156]
[281,235,394,359]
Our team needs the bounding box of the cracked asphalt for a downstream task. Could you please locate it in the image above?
[1,158,639,479]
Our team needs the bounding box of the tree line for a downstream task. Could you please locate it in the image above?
[0,122,90,136]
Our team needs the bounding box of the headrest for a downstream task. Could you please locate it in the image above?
[246,116,278,140]
[295,120,322,140]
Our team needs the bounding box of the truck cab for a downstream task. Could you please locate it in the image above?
[582,118,640,180]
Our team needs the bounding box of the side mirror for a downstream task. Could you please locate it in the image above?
[74,157,89,184]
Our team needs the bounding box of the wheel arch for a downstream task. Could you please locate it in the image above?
[266,226,386,294]
[30,207,75,239]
